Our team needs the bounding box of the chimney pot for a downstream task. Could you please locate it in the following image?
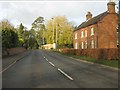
[86,11,92,21]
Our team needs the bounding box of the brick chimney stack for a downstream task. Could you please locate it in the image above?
[86,11,92,21]
[107,0,116,13]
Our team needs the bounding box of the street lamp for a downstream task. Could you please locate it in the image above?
[51,18,56,49]
[52,18,57,49]
[42,19,45,45]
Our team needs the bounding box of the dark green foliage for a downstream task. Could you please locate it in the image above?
[2,28,19,49]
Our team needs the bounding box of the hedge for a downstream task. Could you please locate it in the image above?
[59,48,120,60]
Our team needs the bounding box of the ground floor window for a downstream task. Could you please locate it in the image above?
[91,40,94,48]
[81,42,84,49]
[85,41,87,49]
[75,43,78,49]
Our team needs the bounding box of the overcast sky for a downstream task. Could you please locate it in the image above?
[0,0,119,29]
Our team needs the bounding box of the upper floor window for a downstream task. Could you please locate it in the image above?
[75,33,77,39]
[81,31,84,38]
[91,27,94,36]
[91,40,94,48]
[85,30,87,37]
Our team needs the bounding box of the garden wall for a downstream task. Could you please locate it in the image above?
[59,48,120,60]
[2,47,26,56]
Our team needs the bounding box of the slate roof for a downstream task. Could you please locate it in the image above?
[74,11,108,31]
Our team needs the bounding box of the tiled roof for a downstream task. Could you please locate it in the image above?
[74,11,108,31]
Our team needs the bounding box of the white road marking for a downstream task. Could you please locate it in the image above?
[45,58,48,61]
[57,68,74,81]
[49,62,55,67]
[0,61,17,74]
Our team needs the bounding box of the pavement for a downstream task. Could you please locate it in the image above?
[2,50,119,88]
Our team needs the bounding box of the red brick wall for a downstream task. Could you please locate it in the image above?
[98,14,118,48]
[73,13,118,49]
[3,47,26,56]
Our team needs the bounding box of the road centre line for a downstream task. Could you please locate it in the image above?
[57,68,74,81]
[45,58,48,61]
[42,53,74,81]
[49,61,55,67]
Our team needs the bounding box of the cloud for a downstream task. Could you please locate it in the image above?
[0,1,110,29]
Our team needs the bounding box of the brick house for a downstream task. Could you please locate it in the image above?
[73,1,118,49]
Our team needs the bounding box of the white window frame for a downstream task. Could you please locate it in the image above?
[91,27,94,36]
[81,31,84,38]
[91,40,94,48]
[75,33,77,39]
[75,43,78,49]
[85,41,87,49]
[81,42,84,49]
[85,30,87,37]
[117,32,119,45]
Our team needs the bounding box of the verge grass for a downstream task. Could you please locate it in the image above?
[60,52,119,68]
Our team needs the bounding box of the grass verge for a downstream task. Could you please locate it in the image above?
[59,52,119,68]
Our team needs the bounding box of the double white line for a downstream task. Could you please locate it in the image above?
[42,53,74,81]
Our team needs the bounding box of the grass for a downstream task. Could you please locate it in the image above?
[59,52,119,68]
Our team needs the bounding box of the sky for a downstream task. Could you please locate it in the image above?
[0,0,119,29]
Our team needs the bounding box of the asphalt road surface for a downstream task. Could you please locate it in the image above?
[2,50,118,88]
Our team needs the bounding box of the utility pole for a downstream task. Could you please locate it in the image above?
[56,23,58,49]
[52,18,56,49]
[43,20,45,45]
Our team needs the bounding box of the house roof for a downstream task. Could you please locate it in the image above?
[74,11,108,31]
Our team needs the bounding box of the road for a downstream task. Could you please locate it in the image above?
[2,50,118,88]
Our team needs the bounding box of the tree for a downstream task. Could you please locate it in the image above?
[31,16,45,47]
[45,16,74,48]
[17,23,24,46]
[1,19,19,53]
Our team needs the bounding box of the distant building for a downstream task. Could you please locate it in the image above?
[73,1,118,49]
[42,44,53,49]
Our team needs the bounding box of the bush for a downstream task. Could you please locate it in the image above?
[2,28,19,49]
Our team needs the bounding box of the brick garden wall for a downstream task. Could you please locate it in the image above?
[59,48,120,60]
[2,47,26,56]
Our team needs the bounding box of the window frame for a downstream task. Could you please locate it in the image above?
[75,42,78,49]
[81,42,84,49]
[91,40,94,48]
[91,27,94,36]
[75,33,77,39]
[85,30,87,37]
[81,31,84,38]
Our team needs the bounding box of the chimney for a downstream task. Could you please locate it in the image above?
[86,11,92,21]
[107,0,116,13]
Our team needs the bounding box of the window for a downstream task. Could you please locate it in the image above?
[85,30,87,37]
[85,41,87,49]
[75,43,78,49]
[117,32,119,45]
[81,31,84,38]
[75,33,77,39]
[81,42,84,49]
[91,27,94,35]
[91,40,94,48]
